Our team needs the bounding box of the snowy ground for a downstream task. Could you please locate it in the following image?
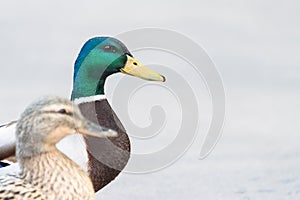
[95,89,300,200]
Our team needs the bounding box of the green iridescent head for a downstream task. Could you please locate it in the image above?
[71,37,165,99]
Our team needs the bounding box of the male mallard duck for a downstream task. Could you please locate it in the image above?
[0,96,117,199]
[0,37,165,191]
[71,37,165,190]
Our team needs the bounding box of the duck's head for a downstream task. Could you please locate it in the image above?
[71,37,165,99]
[16,96,117,158]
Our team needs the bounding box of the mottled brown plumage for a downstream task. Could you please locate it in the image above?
[0,151,95,200]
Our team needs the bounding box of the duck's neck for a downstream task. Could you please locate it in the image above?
[71,76,106,100]
[71,65,130,192]
[71,61,110,100]
[19,149,95,199]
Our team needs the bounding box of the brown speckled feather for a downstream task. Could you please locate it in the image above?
[78,99,130,191]
[0,151,95,200]
[0,174,46,199]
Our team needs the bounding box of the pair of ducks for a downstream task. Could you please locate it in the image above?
[0,37,165,199]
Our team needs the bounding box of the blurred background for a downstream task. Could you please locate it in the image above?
[0,0,299,199]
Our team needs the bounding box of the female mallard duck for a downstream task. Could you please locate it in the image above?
[0,37,165,191]
[0,96,117,199]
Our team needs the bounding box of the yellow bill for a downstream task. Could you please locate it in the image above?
[120,55,166,82]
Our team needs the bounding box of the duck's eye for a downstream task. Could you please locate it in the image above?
[57,109,73,116]
[102,45,117,53]
[57,109,67,114]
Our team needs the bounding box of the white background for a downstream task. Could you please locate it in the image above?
[0,1,299,199]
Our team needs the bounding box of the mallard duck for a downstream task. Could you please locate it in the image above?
[0,37,165,192]
[0,96,117,199]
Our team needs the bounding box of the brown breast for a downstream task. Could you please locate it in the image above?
[78,99,130,192]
